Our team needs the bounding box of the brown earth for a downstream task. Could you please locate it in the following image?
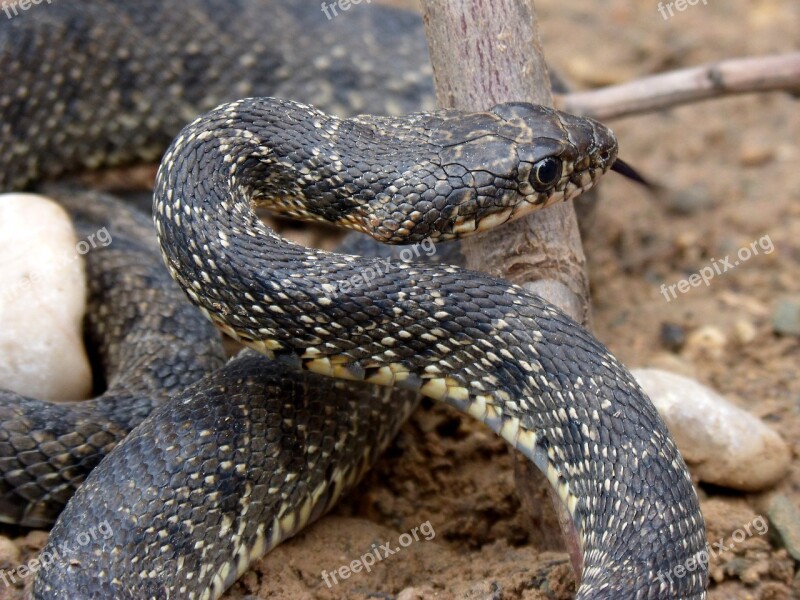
[1,0,798,599]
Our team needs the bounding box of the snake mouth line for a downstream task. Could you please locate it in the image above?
[563,178,598,203]
[470,180,597,234]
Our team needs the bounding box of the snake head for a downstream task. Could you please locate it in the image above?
[428,102,618,239]
[237,99,618,245]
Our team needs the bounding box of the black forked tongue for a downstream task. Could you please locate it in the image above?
[610,158,656,190]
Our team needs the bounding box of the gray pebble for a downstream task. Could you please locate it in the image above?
[772,296,800,336]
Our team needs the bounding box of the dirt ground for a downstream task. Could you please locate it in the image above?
[1,0,798,599]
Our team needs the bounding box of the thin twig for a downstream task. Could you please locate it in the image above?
[557,52,800,120]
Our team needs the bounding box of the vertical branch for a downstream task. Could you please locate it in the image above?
[420,0,590,581]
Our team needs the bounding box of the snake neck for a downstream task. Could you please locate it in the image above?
[154,97,708,599]
[159,97,449,245]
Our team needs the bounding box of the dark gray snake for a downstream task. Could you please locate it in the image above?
[0,1,708,598]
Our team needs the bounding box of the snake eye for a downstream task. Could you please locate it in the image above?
[529,157,562,191]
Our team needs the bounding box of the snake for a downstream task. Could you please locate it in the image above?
[0,1,709,599]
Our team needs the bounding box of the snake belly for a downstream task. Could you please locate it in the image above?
[0,1,709,599]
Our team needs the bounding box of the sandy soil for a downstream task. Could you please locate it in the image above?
[1,1,798,599]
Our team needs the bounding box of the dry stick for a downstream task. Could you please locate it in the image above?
[421,0,587,581]
[558,52,800,120]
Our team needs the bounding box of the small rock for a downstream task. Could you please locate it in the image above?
[19,529,49,552]
[0,194,92,401]
[397,588,436,600]
[733,319,758,344]
[632,368,791,491]
[772,296,800,336]
[739,143,775,167]
[684,325,728,360]
[768,495,800,562]
[660,322,686,352]
[658,185,715,215]
[0,535,20,566]
[675,230,701,251]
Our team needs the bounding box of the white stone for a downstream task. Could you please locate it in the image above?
[633,368,790,492]
[0,194,92,402]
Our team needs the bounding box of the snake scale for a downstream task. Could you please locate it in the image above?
[0,1,708,599]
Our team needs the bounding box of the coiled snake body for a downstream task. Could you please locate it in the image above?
[0,1,708,598]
